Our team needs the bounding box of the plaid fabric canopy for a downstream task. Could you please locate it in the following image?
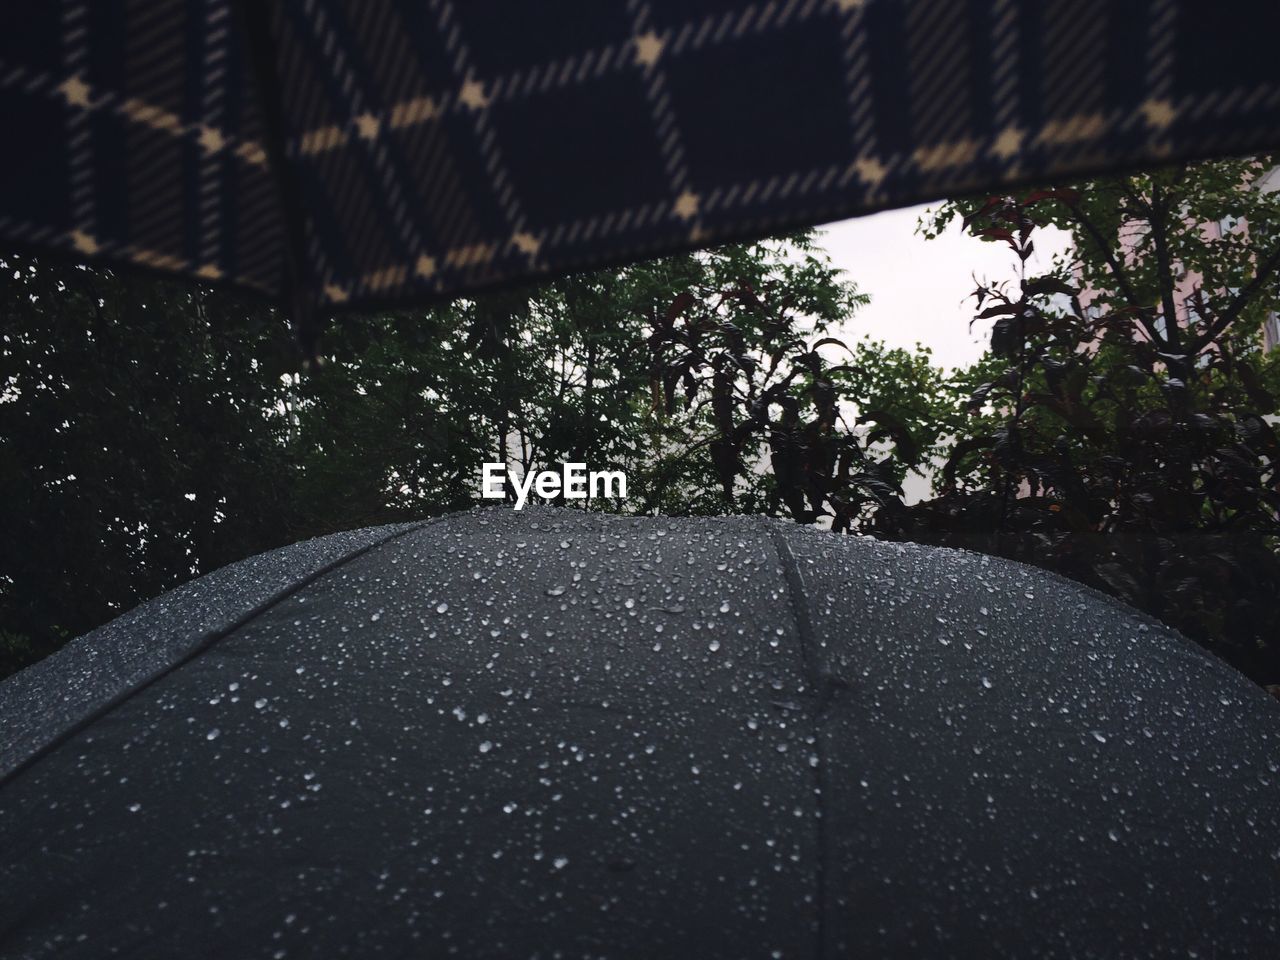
[1,0,1278,335]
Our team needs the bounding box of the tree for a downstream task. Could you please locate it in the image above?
[0,256,297,673]
[885,156,1280,685]
[3,232,959,678]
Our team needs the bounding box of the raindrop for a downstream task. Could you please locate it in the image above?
[1091,730,1108,744]
[435,602,449,614]
[479,741,494,754]
[552,857,569,870]
[546,586,566,597]
[709,639,721,653]
[206,728,220,741]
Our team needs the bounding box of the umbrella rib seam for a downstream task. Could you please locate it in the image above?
[0,517,445,791]
[767,523,831,960]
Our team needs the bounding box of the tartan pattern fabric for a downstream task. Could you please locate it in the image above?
[1,0,1278,316]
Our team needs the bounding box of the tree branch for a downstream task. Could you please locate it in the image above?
[1062,196,1164,344]
[1191,239,1280,352]
[1149,182,1183,355]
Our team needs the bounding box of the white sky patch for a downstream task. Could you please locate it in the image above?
[816,203,1074,372]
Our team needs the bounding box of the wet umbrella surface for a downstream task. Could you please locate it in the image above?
[1,507,1278,958]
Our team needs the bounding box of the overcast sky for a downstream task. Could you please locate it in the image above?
[814,204,1073,371]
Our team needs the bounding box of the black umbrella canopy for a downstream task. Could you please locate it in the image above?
[1,508,1277,957]
[2,1,1279,342]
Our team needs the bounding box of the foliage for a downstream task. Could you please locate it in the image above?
[635,234,943,528]
[0,257,297,672]
[7,156,1280,690]
[884,156,1280,683]
[0,233,950,677]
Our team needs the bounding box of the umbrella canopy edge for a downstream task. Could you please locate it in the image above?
[0,519,434,783]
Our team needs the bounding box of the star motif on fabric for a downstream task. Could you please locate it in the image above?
[195,263,223,280]
[1140,98,1176,130]
[689,224,709,244]
[323,283,349,304]
[354,112,381,139]
[512,231,540,256]
[990,125,1024,161]
[853,156,887,186]
[415,254,438,279]
[673,191,700,220]
[197,125,225,155]
[634,32,664,68]
[70,230,99,255]
[236,142,268,166]
[59,75,92,108]
[459,79,490,110]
